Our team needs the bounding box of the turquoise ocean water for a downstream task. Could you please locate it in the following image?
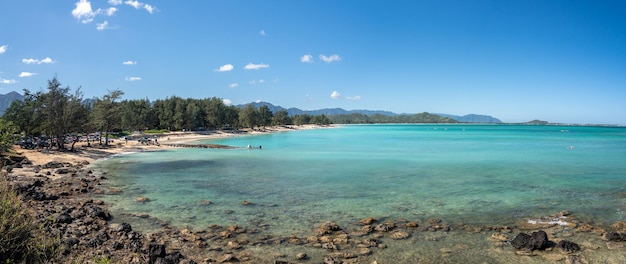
[94,124,626,236]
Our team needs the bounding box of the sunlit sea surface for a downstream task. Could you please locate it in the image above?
[93,124,626,261]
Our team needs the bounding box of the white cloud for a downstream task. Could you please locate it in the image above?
[216,64,234,72]
[228,83,238,88]
[105,7,118,16]
[0,78,18,84]
[330,91,341,99]
[22,57,55,64]
[72,0,96,23]
[74,0,152,27]
[320,54,341,63]
[249,79,265,85]
[222,99,232,105]
[143,4,156,13]
[300,54,313,63]
[122,60,137,65]
[346,95,362,100]
[0,45,7,54]
[255,99,261,103]
[96,21,111,31]
[125,76,141,81]
[124,1,157,13]
[244,63,269,70]
[125,0,141,8]
[259,30,266,36]
[18,72,37,77]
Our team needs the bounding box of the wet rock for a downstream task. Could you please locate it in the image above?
[87,205,110,220]
[332,233,349,244]
[218,253,236,263]
[116,222,133,233]
[226,241,241,250]
[358,217,377,225]
[565,254,587,264]
[390,231,410,239]
[362,238,378,247]
[56,168,70,174]
[374,222,394,232]
[295,252,307,260]
[321,242,337,250]
[406,221,419,228]
[316,222,341,235]
[490,232,508,242]
[556,240,580,253]
[511,230,551,250]
[606,241,626,250]
[358,247,371,256]
[603,231,626,241]
[136,197,150,203]
[611,221,626,232]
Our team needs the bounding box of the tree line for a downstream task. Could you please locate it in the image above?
[0,77,331,150]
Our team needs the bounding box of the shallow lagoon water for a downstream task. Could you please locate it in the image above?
[95,124,626,238]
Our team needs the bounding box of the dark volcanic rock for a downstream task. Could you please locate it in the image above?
[511,233,532,249]
[604,231,626,241]
[556,240,580,253]
[148,243,166,263]
[530,230,550,250]
[116,222,133,233]
[511,230,551,250]
[87,205,110,220]
[56,213,73,224]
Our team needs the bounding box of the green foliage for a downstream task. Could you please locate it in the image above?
[90,89,124,145]
[272,109,292,126]
[93,256,112,264]
[0,119,17,153]
[2,77,339,137]
[0,181,59,263]
[143,129,169,134]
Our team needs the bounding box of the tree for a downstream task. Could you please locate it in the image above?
[204,97,227,130]
[0,119,17,154]
[272,109,292,126]
[90,89,124,146]
[311,114,331,125]
[120,98,153,132]
[239,104,259,129]
[38,77,86,149]
[223,105,240,129]
[258,105,273,128]
[2,89,43,136]
[293,114,311,126]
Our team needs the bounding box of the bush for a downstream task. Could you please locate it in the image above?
[0,180,59,263]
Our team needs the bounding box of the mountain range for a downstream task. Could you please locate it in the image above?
[0,92,501,123]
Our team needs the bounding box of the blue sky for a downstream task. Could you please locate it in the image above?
[1,0,625,124]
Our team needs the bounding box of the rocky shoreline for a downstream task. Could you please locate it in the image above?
[3,150,626,263]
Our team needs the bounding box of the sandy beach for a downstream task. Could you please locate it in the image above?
[17,125,324,166]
